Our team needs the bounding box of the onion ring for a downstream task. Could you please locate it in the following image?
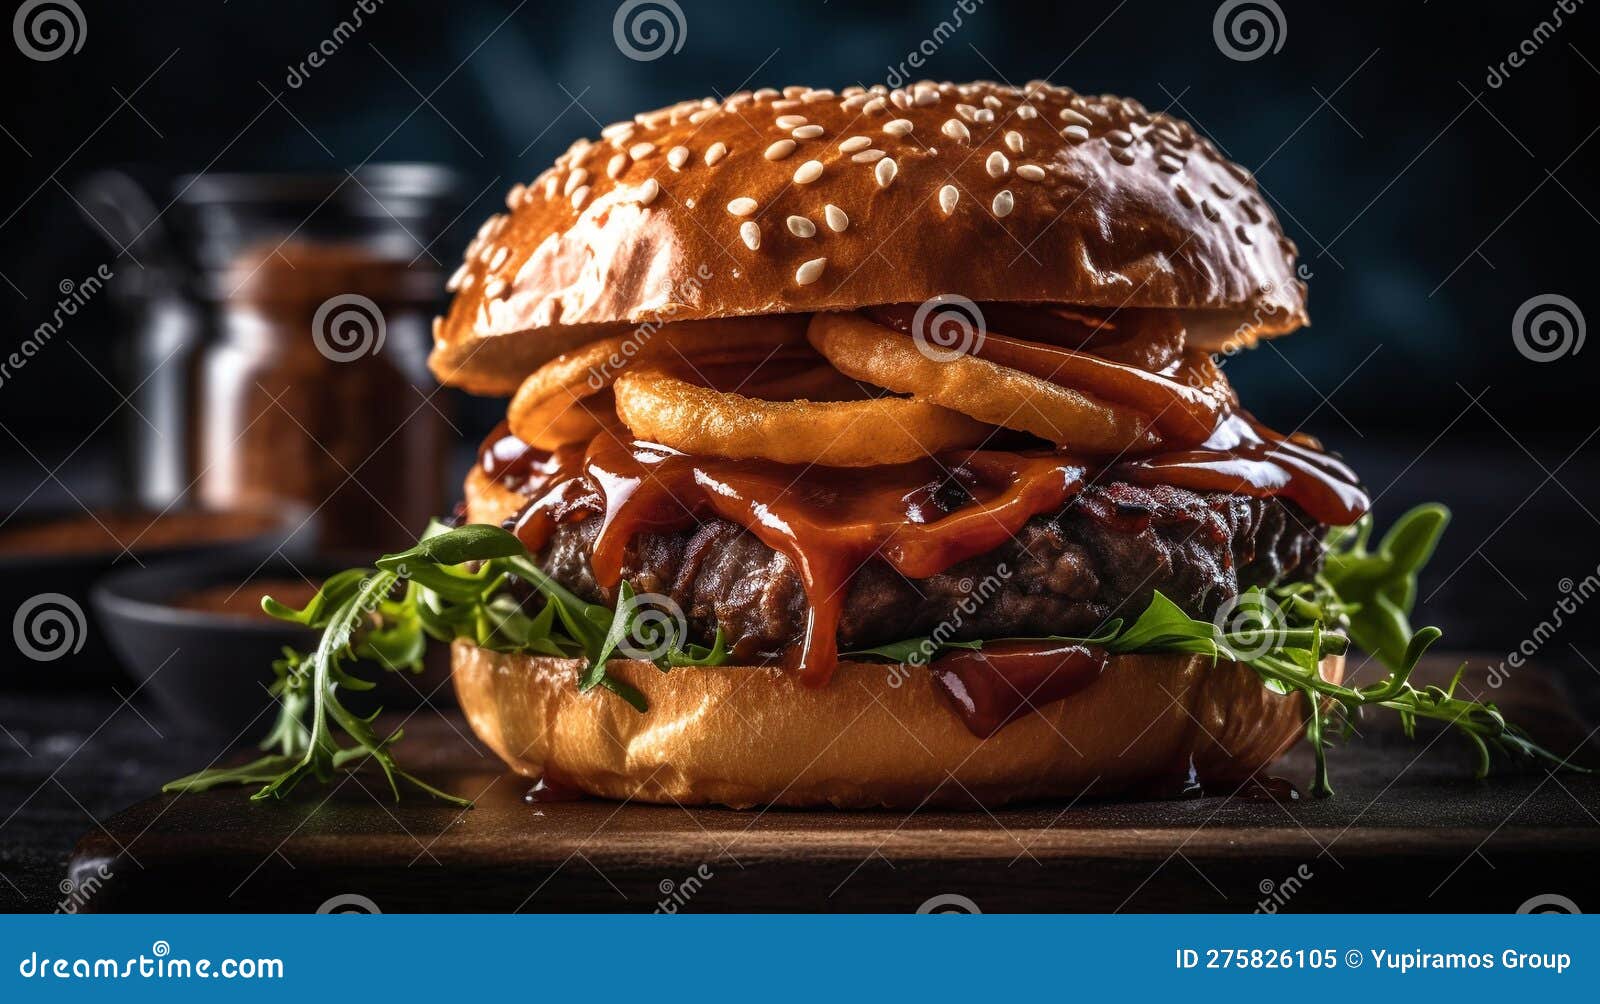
[612,363,990,466]
[508,315,810,448]
[809,312,1235,453]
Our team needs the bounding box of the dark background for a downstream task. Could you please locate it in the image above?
[0,0,1598,915]
[0,1,1596,650]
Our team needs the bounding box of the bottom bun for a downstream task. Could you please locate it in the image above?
[452,640,1343,809]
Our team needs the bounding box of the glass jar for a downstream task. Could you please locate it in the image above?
[127,166,459,551]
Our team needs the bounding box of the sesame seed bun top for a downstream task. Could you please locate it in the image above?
[430,80,1308,396]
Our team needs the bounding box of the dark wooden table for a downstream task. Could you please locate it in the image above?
[41,656,1600,914]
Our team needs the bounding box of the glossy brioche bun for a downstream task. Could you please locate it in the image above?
[457,465,1339,808]
[432,80,1308,395]
[452,641,1342,809]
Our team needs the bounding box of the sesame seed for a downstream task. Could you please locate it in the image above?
[601,121,634,140]
[942,119,971,142]
[938,185,959,215]
[795,257,827,285]
[570,185,590,209]
[889,90,911,110]
[1017,164,1046,182]
[1157,153,1183,174]
[983,95,1002,110]
[802,88,834,103]
[913,86,938,106]
[1105,129,1134,147]
[1004,130,1025,153]
[1201,199,1220,222]
[740,221,761,250]
[1235,224,1253,245]
[688,109,714,124]
[782,85,806,99]
[839,136,872,153]
[792,124,824,139]
[484,277,507,299]
[874,158,898,188]
[1175,183,1196,209]
[563,169,588,196]
[505,184,525,211]
[764,139,797,160]
[1062,125,1090,143]
[727,197,758,216]
[1110,147,1136,165]
[955,103,978,122]
[772,99,801,111]
[884,118,914,136]
[667,146,689,170]
[974,108,995,124]
[489,246,509,270]
[638,178,660,205]
[794,160,824,184]
[607,153,628,179]
[787,215,817,238]
[628,141,657,160]
[704,142,728,166]
[447,263,468,291]
[851,149,887,163]
[863,97,887,114]
[1059,109,1092,127]
[1017,104,1038,120]
[775,114,808,129]
[986,151,1010,178]
[824,204,848,232]
[992,190,1014,218]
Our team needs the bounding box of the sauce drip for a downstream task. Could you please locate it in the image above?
[929,642,1109,738]
[1116,413,1367,527]
[480,306,1372,727]
[512,434,1088,684]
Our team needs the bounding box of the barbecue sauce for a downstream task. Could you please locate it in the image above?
[511,435,1088,685]
[483,306,1371,734]
[929,642,1109,738]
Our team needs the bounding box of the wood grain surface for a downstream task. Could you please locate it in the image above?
[65,657,1600,913]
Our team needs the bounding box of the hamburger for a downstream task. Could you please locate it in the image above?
[171,80,1580,810]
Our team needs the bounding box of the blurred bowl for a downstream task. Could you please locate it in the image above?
[0,506,316,686]
[91,551,451,738]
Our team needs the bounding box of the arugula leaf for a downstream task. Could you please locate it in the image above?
[170,505,1587,805]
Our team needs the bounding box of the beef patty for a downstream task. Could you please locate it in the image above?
[524,479,1326,662]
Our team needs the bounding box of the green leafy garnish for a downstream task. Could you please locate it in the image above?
[168,504,1585,805]
[850,504,1586,796]
[164,522,724,804]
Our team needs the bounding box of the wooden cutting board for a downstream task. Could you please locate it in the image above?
[67,656,1600,913]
